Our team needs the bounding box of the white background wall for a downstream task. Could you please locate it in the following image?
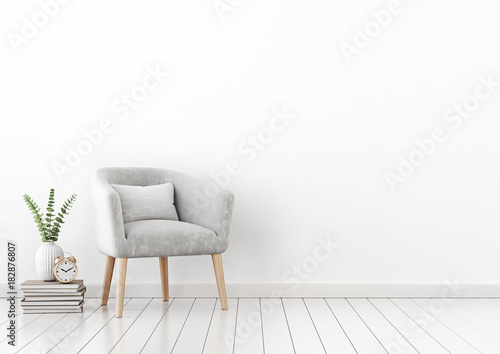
[1,0,500,293]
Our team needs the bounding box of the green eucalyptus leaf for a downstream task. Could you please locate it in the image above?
[25,189,77,242]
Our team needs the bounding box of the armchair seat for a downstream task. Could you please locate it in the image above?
[124,220,227,258]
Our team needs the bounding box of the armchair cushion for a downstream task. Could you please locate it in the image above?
[124,220,227,257]
[111,183,179,223]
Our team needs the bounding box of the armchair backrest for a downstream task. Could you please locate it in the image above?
[93,167,234,235]
[96,167,177,186]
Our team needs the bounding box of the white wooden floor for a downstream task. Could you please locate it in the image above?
[2,297,500,353]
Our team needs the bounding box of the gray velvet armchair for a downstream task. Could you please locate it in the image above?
[91,167,234,318]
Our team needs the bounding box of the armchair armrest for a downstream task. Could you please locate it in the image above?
[173,174,235,251]
[91,170,126,257]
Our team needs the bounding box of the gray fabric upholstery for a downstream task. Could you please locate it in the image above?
[111,183,179,223]
[91,167,235,258]
[124,220,226,257]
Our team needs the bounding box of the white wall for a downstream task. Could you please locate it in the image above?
[1,0,500,293]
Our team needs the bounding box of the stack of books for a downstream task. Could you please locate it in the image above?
[20,280,85,314]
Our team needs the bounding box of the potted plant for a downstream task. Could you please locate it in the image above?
[23,189,77,281]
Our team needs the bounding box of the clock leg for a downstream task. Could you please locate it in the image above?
[116,258,128,318]
[159,257,169,301]
[101,256,115,306]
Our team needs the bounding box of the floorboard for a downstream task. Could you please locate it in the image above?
[0,313,65,354]
[445,299,500,343]
[453,299,500,328]
[171,298,216,354]
[17,298,102,354]
[46,298,130,354]
[304,298,356,354]
[369,298,449,354]
[78,298,151,354]
[140,298,194,353]
[233,298,264,354]
[348,298,418,354]
[0,313,41,345]
[203,298,238,354]
[261,298,295,354]
[413,298,500,353]
[0,310,23,327]
[392,298,481,354]
[109,298,172,354]
[326,298,387,354]
[283,298,325,354]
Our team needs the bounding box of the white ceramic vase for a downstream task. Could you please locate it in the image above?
[35,242,64,281]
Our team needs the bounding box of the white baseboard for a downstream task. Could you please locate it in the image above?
[3,283,495,298]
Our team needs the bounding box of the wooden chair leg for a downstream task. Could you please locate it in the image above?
[212,254,228,310]
[116,258,127,318]
[101,256,116,306]
[159,257,169,301]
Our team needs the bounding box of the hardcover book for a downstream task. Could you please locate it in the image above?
[23,287,86,296]
[20,279,83,289]
[23,308,84,314]
[21,299,83,306]
[22,293,85,301]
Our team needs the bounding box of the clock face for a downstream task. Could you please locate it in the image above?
[55,260,77,283]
